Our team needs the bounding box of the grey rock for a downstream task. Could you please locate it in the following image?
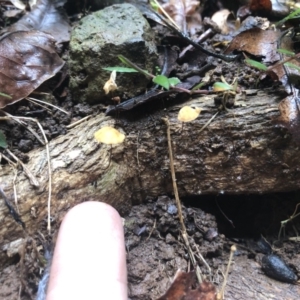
[69,3,158,104]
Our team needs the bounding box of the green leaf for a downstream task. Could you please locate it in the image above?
[117,55,153,78]
[284,62,300,72]
[153,75,170,90]
[103,67,138,73]
[168,77,181,87]
[212,82,233,92]
[245,59,268,71]
[276,8,300,27]
[277,48,295,56]
[0,92,12,99]
[150,0,159,11]
[0,130,7,149]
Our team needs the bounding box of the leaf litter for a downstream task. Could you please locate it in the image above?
[0,31,64,108]
[1,1,300,299]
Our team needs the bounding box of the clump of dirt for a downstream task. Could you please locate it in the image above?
[125,195,225,299]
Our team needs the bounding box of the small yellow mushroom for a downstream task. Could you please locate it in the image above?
[178,106,201,122]
[103,70,118,94]
[94,126,125,144]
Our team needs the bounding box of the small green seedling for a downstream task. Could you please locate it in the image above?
[103,55,180,90]
[284,62,300,72]
[276,7,300,27]
[213,76,240,111]
[244,50,300,85]
[245,58,268,71]
[117,55,153,78]
[277,48,295,56]
[153,75,180,90]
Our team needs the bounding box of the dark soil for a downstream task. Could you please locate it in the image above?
[1,194,300,299]
[1,1,300,299]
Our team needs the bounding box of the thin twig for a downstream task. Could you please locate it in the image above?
[154,10,238,62]
[13,168,19,213]
[3,112,45,145]
[146,219,157,242]
[26,97,69,115]
[199,111,219,133]
[4,115,52,233]
[152,0,181,30]
[1,153,17,167]
[0,187,25,228]
[218,245,236,300]
[6,149,40,187]
[66,115,91,129]
[162,117,186,231]
[162,117,202,283]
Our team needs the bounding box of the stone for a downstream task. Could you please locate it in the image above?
[69,3,158,104]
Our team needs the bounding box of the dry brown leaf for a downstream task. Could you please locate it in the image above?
[249,0,272,15]
[225,28,281,63]
[162,0,200,32]
[10,0,37,10]
[2,0,71,43]
[237,0,272,19]
[211,9,231,35]
[184,0,200,16]
[156,270,217,300]
[0,31,64,108]
[272,37,300,142]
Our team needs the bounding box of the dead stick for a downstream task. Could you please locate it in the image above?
[162,117,203,283]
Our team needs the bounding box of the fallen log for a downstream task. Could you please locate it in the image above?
[1,90,300,268]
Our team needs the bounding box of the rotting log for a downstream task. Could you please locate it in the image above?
[1,91,300,267]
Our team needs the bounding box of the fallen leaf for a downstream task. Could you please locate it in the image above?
[249,0,272,15]
[10,0,37,10]
[156,270,217,300]
[2,0,71,43]
[103,70,118,94]
[162,0,200,32]
[237,0,272,19]
[269,34,300,141]
[213,82,234,92]
[0,31,64,108]
[225,28,281,63]
[211,9,231,35]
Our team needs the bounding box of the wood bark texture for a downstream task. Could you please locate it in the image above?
[1,91,300,267]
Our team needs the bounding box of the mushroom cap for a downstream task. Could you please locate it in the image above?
[94,126,125,144]
[178,106,201,122]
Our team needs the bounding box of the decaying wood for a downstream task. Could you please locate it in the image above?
[1,91,300,267]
